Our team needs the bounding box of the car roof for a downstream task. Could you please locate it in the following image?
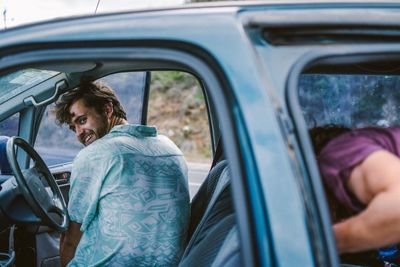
[3,0,400,31]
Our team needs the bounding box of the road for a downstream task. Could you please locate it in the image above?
[188,162,210,199]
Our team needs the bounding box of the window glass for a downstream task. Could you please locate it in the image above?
[35,109,82,165]
[0,113,19,136]
[147,71,212,197]
[100,72,146,123]
[299,74,400,128]
[35,72,146,166]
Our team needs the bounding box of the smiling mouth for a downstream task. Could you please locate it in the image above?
[84,133,95,145]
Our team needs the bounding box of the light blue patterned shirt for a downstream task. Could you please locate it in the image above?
[67,124,189,267]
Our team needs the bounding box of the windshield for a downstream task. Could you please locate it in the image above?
[0,69,59,104]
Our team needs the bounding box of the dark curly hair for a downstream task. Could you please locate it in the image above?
[309,124,353,223]
[309,124,351,156]
[54,80,127,125]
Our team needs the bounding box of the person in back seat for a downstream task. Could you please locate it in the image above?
[310,125,400,266]
[55,81,190,267]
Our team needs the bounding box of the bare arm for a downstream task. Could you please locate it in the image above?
[334,150,400,253]
[60,221,83,267]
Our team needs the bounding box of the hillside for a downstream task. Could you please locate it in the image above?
[148,71,212,163]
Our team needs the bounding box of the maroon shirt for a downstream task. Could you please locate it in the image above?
[318,127,400,214]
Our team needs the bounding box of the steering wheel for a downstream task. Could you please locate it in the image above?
[6,136,69,232]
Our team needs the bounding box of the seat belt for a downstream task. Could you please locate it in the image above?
[188,160,228,240]
[182,166,231,259]
[211,138,224,169]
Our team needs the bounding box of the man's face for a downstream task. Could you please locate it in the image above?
[68,99,109,146]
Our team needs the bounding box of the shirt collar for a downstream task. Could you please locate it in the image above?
[110,124,157,137]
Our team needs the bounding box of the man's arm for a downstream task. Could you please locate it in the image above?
[334,150,400,253]
[60,221,83,267]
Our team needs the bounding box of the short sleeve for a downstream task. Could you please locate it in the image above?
[68,149,105,232]
[318,130,385,213]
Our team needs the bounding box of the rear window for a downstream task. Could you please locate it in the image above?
[299,74,400,128]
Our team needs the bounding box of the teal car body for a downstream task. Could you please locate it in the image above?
[1,1,400,266]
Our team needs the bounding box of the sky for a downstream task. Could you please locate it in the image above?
[0,0,185,29]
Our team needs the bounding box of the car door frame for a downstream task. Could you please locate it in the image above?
[287,46,400,266]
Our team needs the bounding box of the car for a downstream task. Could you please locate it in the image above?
[1,1,400,266]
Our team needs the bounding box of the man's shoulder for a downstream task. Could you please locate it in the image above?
[74,138,115,161]
[150,134,184,157]
[75,129,184,162]
[112,128,184,157]
[74,132,137,160]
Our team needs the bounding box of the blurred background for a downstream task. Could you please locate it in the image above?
[0,0,231,29]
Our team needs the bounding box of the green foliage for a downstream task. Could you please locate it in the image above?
[149,71,211,162]
[151,71,201,93]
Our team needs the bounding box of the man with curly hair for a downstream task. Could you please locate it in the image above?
[56,81,189,267]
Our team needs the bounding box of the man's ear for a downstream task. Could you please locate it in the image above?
[104,102,113,119]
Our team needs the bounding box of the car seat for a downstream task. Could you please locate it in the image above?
[179,139,241,266]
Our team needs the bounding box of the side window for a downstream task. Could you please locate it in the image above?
[147,71,212,197]
[35,72,147,165]
[100,72,146,123]
[35,110,82,165]
[0,113,19,136]
[0,113,19,175]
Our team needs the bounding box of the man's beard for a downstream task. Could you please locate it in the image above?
[82,115,109,146]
